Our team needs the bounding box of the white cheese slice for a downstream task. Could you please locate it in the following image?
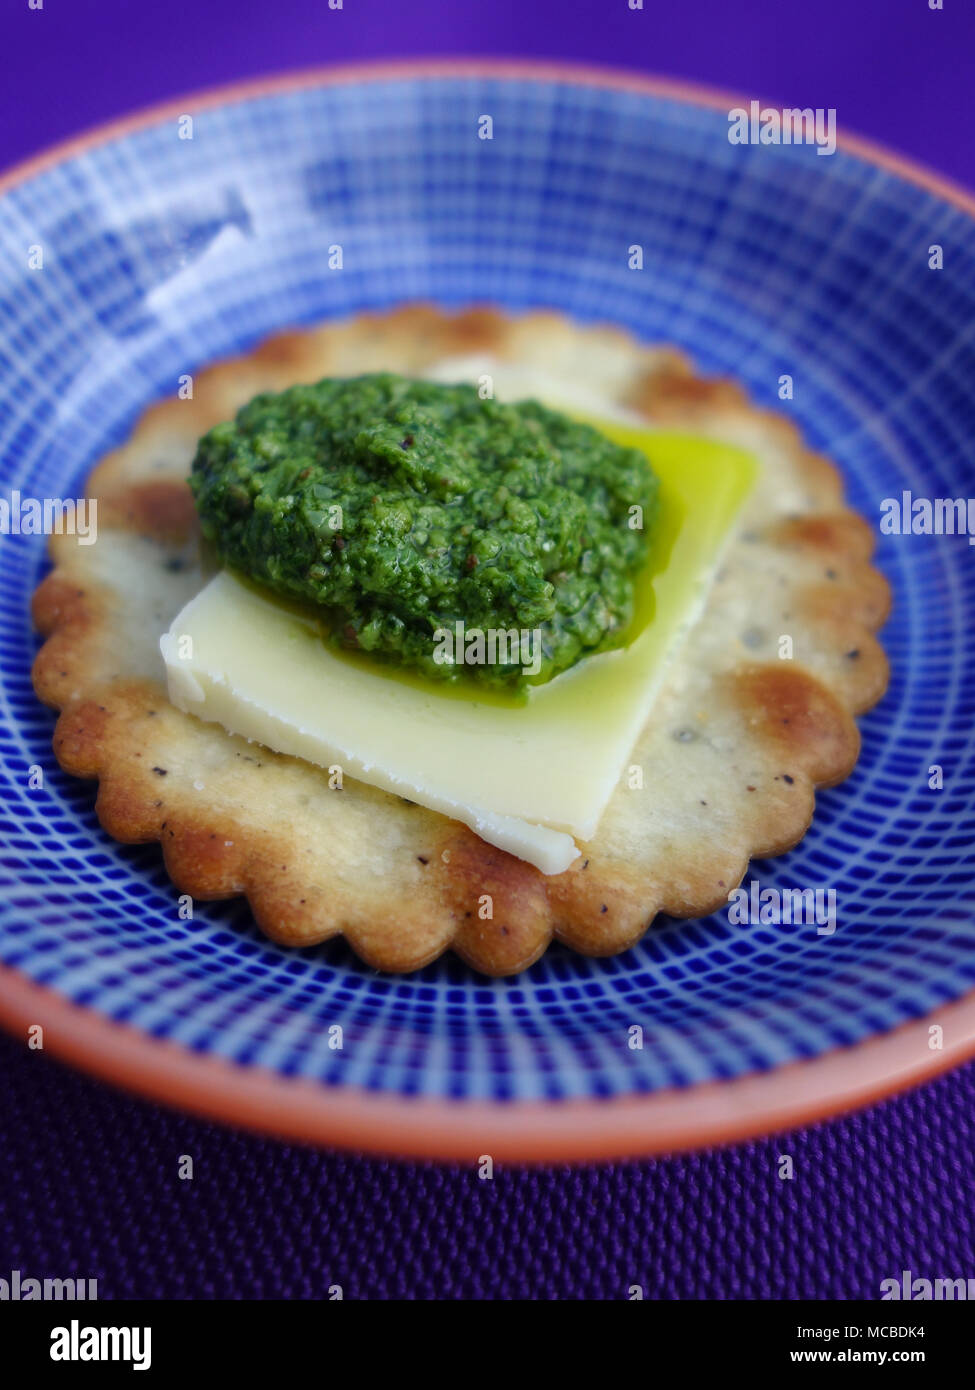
[162,572,581,874]
[162,395,756,874]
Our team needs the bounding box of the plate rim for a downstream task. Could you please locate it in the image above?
[3,56,975,216]
[3,963,974,1161]
[2,57,974,1161]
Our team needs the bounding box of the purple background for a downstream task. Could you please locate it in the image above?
[3,0,975,190]
[2,0,975,1300]
[3,1032,974,1300]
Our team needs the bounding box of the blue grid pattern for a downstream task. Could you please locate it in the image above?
[1,75,974,1104]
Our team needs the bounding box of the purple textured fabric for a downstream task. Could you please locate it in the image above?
[2,0,974,1300]
[1,1034,974,1299]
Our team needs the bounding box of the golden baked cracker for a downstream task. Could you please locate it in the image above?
[31,306,890,975]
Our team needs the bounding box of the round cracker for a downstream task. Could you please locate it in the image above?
[32,306,890,975]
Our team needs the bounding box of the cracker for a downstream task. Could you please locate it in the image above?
[31,307,890,975]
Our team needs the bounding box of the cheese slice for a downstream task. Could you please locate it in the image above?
[162,420,756,874]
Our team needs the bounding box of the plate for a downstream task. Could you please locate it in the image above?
[1,61,974,1160]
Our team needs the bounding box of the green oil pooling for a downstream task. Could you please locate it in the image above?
[189,373,660,692]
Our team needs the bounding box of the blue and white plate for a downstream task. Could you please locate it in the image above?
[1,63,974,1159]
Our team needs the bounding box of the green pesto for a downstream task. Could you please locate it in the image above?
[189,373,658,690]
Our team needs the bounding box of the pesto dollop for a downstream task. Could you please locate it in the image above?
[189,374,658,690]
